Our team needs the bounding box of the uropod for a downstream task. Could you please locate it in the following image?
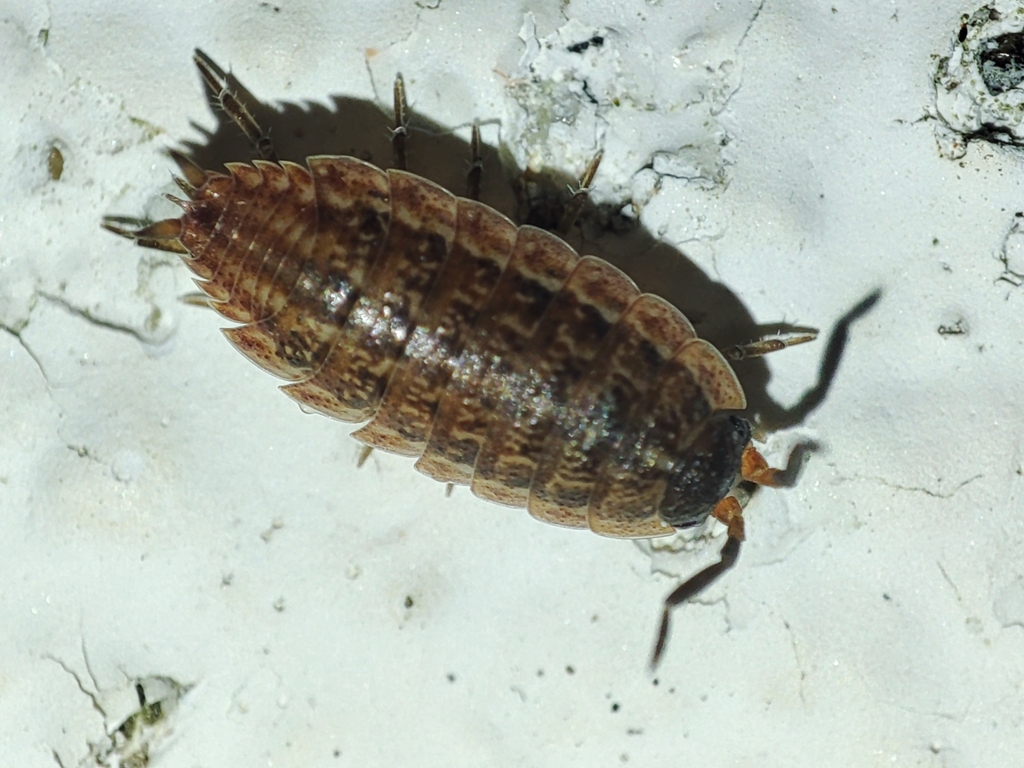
[104,51,816,668]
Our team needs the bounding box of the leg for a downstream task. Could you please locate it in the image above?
[466,121,483,200]
[650,528,742,670]
[648,442,796,667]
[356,445,374,468]
[193,49,278,161]
[709,494,745,540]
[740,443,786,488]
[391,74,408,171]
[556,151,603,234]
[168,149,208,193]
[723,331,817,362]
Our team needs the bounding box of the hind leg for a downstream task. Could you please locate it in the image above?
[466,121,483,200]
[391,74,408,170]
[556,151,603,235]
[193,49,278,162]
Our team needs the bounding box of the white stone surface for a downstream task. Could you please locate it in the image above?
[3,1,1023,766]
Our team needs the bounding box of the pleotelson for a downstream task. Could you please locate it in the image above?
[174,155,747,539]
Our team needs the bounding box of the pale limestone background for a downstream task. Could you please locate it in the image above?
[3,1,1023,766]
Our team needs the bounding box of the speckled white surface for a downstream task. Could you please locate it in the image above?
[3,1,1024,766]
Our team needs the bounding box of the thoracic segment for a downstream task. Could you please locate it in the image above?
[165,155,747,538]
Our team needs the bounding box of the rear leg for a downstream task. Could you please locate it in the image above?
[556,151,603,235]
[193,48,278,162]
[467,121,483,201]
[391,73,408,171]
[356,445,374,468]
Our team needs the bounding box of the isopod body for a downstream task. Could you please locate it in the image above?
[127,150,761,539]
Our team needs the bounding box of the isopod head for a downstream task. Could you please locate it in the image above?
[659,414,751,530]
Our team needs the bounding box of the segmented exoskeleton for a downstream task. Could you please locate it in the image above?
[104,51,815,667]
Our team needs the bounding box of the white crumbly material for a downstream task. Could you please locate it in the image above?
[934,1,1024,157]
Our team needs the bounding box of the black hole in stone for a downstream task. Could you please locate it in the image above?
[979,32,1024,93]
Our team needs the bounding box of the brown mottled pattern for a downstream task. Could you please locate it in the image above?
[470,256,640,506]
[198,163,264,304]
[191,158,392,382]
[213,161,292,324]
[353,199,517,456]
[415,226,579,484]
[676,339,746,410]
[216,162,318,380]
[178,173,234,280]
[282,170,455,421]
[164,154,753,540]
[248,161,318,324]
[527,295,696,528]
[221,164,305,325]
[250,158,391,379]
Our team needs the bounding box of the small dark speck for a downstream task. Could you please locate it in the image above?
[446,673,456,683]
[47,146,64,181]
[932,237,940,245]
[651,678,659,686]
[611,702,620,713]
[259,2,281,11]
[567,35,605,54]
[938,319,967,336]
[883,593,891,601]
[537,669,544,677]
[626,728,643,736]
[404,595,414,609]
[565,665,575,675]
[333,749,341,758]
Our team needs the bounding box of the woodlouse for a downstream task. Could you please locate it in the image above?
[104,51,816,668]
